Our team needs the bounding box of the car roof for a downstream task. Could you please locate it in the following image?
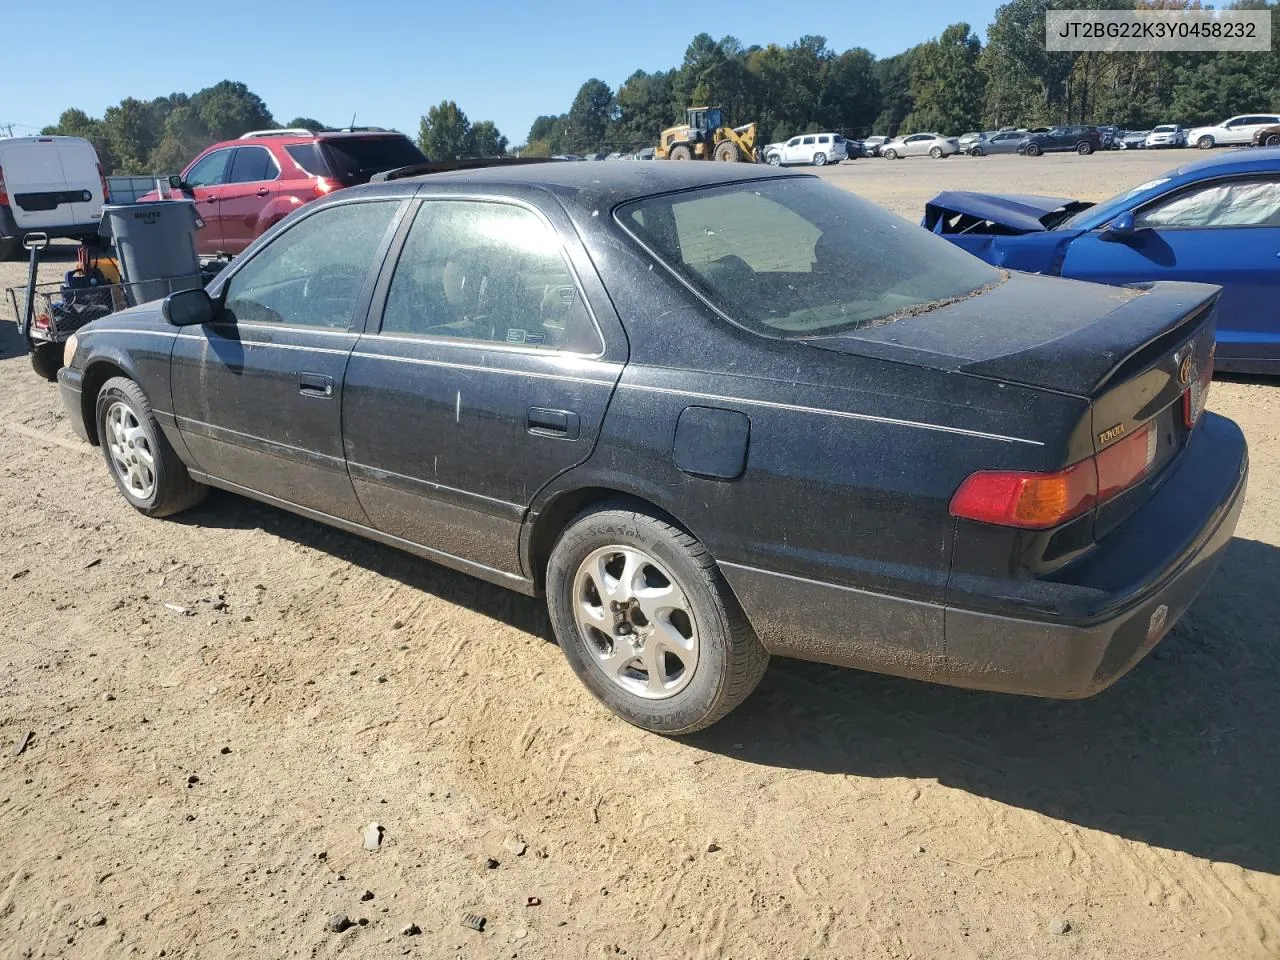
[1169,145,1280,179]
[346,161,812,210]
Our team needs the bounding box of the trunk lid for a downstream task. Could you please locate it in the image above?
[0,137,103,230]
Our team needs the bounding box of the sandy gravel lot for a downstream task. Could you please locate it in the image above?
[1,151,1277,960]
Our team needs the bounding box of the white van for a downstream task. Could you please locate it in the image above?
[0,136,107,259]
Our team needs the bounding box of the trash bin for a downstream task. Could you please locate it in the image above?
[99,201,203,306]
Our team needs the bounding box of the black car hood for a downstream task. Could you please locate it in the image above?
[923,191,1088,234]
[804,272,1220,396]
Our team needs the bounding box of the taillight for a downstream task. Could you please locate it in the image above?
[97,162,110,203]
[1182,343,1214,429]
[951,422,1158,530]
[950,460,1097,530]
[314,177,336,196]
[0,163,7,206]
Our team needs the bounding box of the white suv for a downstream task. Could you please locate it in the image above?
[0,136,108,260]
[765,133,848,167]
[1187,114,1280,150]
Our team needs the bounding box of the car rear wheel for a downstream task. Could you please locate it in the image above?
[95,377,207,517]
[28,342,62,381]
[882,148,898,160]
[546,505,769,735]
[0,238,21,261]
[1025,143,1042,157]
[1198,136,1215,149]
[929,146,943,159]
[1076,141,1093,155]
[668,144,692,161]
[1267,134,1280,147]
[813,152,827,166]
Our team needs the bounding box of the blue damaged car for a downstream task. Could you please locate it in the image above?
[924,148,1280,374]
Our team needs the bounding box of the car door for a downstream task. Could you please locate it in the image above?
[179,147,234,254]
[218,146,281,254]
[781,137,802,164]
[170,196,405,521]
[991,132,1022,154]
[1060,175,1280,361]
[795,135,817,163]
[341,195,626,579]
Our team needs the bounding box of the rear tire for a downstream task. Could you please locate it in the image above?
[1267,134,1280,147]
[1076,141,1093,156]
[94,377,207,518]
[812,152,827,166]
[882,148,898,160]
[29,342,62,381]
[1197,135,1215,150]
[668,144,693,161]
[929,146,943,159]
[0,238,21,261]
[546,505,769,735]
[713,141,741,162]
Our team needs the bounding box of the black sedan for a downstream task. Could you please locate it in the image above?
[1018,125,1103,156]
[57,162,1248,734]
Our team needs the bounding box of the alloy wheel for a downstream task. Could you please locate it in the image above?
[572,545,699,700]
[105,401,156,501]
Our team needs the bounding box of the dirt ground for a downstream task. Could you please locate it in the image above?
[1,152,1277,960]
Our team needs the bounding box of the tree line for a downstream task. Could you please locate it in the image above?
[37,0,1280,173]
[525,0,1279,156]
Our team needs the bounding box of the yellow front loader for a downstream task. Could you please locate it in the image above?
[656,107,758,162]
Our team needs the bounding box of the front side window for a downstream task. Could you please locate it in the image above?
[380,200,601,354]
[185,149,232,187]
[223,200,399,328]
[227,146,279,184]
[787,138,800,147]
[618,178,1001,338]
[1135,178,1280,229]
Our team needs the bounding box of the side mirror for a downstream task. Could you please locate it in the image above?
[1102,211,1136,241]
[163,287,216,327]
[168,175,193,194]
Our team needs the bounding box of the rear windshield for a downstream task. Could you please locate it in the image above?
[616,178,1000,338]
[289,136,426,181]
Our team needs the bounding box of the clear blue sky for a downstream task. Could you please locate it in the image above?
[1,0,1001,144]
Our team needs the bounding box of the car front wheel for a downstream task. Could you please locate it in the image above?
[1267,134,1280,147]
[546,505,769,735]
[1198,136,1215,149]
[767,153,782,166]
[1076,141,1093,155]
[95,376,208,517]
[882,148,897,160]
[1025,143,1042,157]
[969,145,984,157]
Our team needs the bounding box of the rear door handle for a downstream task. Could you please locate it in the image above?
[299,372,333,398]
[527,407,579,439]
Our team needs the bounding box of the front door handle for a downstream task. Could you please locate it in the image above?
[256,188,270,197]
[527,407,580,439]
[299,372,333,398]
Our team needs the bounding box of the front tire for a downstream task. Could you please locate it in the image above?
[29,342,62,381]
[1197,135,1215,150]
[0,238,21,261]
[95,377,207,517]
[1025,142,1042,157]
[882,148,898,160]
[969,145,984,157]
[668,144,693,161]
[1267,134,1280,147]
[546,506,769,735]
[713,141,741,162]
[767,152,782,166]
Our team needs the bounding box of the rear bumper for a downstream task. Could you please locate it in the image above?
[57,365,91,442]
[723,412,1248,698]
[0,203,100,243]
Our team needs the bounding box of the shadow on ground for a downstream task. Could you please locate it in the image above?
[181,490,1279,875]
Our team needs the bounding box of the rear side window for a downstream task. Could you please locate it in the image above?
[285,143,333,177]
[185,149,232,187]
[380,200,601,354]
[618,178,1000,338]
[318,137,426,181]
[818,136,830,144]
[802,136,816,145]
[227,147,279,184]
[223,200,399,329]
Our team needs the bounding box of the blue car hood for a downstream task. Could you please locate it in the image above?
[924,191,1085,234]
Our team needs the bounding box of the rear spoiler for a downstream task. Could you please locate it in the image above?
[370,156,563,183]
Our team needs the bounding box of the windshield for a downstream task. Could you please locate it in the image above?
[616,178,1001,338]
[1153,126,1177,133]
[1057,176,1173,230]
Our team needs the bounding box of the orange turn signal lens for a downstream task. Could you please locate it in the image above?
[949,460,1097,530]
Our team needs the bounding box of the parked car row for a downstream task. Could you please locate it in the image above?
[56,158,1249,736]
